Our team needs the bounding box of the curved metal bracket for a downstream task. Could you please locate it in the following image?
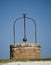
[13,14,37,44]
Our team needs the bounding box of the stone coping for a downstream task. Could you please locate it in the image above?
[10,43,41,48]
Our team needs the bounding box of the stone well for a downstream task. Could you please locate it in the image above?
[10,43,41,59]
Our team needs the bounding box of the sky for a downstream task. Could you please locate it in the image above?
[0,0,51,59]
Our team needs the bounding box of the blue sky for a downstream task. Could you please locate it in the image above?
[0,0,51,59]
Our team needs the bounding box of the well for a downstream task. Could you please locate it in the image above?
[10,43,41,59]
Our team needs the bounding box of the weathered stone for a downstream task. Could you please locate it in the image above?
[10,43,41,59]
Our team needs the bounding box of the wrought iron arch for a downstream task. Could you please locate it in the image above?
[13,14,37,44]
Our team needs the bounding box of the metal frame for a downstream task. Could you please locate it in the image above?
[13,14,37,44]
